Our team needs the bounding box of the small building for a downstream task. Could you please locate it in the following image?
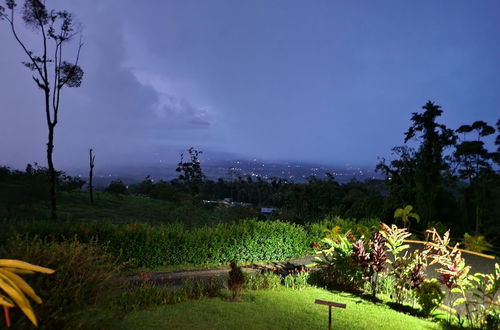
[260,207,277,214]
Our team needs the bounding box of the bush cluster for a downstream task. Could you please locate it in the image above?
[3,219,309,268]
[117,277,226,313]
[312,223,500,328]
[0,237,123,329]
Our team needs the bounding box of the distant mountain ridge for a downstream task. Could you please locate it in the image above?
[68,159,382,188]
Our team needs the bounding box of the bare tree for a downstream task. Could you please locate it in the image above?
[0,0,84,219]
[89,148,95,204]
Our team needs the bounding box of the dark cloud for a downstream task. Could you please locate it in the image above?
[1,0,499,170]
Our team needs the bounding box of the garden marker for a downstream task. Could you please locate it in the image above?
[315,299,346,330]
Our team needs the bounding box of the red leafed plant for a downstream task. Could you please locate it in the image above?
[352,232,387,297]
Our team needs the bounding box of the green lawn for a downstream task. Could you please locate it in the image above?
[34,191,260,225]
[120,287,441,330]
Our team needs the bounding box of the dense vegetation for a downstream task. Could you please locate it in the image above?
[3,103,497,252]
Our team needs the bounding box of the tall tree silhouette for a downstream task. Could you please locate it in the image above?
[404,101,456,226]
[454,121,497,234]
[0,0,84,219]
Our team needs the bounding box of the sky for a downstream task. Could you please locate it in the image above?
[1,0,499,171]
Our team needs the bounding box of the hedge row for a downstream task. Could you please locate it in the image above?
[2,220,310,268]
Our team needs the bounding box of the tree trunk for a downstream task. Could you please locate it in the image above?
[47,124,57,220]
[89,149,95,204]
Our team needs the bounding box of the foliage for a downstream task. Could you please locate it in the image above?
[393,205,420,230]
[3,219,309,268]
[462,233,493,253]
[117,277,225,313]
[282,271,310,290]
[352,232,388,297]
[176,147,205,196]
[244,272,282,291]
[377,101,499,241]
[0,165,85,219]
[379,222,411,261]
[451,263,500,328]
[415,279,445,317]
[371,273,395,297]
[105,180,128,195]
[306,216,379,245]
[0,237,123,329]
[313,230,363,291]
[391,250,427,305]
[424,228,470,290]
[454,121,496,182]
[0,258,54,326]
[228,261,245,300]
[404,102,457,226]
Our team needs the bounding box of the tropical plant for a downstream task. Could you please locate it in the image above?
[322,225,343,242]
[389,249,427,305]
[1,237,123,329]
[244,272,281,291]
[424,228,471,323]
[415,279,444,317]
[380,222,424,303]
[462,233,493,253]
[452,263,500,328]
[313,231,363,291]
[379,222,411,262]
[0,259,54,326]
[424,228,470,290]
[352,232,388,297]
[394,205,420,231]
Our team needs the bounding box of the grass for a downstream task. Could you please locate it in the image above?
[21,191,261,226]
[119,287,441,330]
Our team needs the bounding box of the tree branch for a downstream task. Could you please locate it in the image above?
[58,34,83,89]
[32,76,45,89]
[52,39,61,122]
[6,7,44,81]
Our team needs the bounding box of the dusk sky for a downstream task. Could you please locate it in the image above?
[1,0,499,171]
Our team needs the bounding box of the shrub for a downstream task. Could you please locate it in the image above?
[0,237,123,329]
[117,283,178,312]
[283,271,310,290]
[462,233,493,253]
[117,277,225,313]
[452,263,500,328]
[105,180,128,195]
[305,216,379,244]
[228,261,245,301]
[415,279,445,317]
[3,219,309,268]
[0,259,54,327]
[245,272,282,290]
[366,273,395,297]
[313,231,363,292]
[393,205,420,231]
[380,222,426,304]
[352,232,388,297]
